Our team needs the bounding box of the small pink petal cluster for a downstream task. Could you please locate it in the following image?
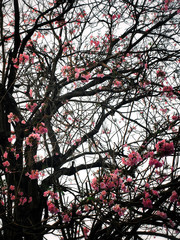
[97,73,104,78]
[122,151,142,166]
[25,133,40,146]
[90,39,100,48]
[7,112,19,123]
[163,86,173,98]
[12,53,29,68]
[112,204,126,216]
[28,170,39,180]
[156,69,166,78]
[2,161,10,167]
[8,134,16,143]
[142,197,152,209]
[44,190,60,214]
[156,211,167,219]
[170,191,178,203]
[33,122,48,134]
[74,67,85,79]
[83,227,89,239]
[81,72,91,83]
[43,190,59,200]
[3,151,8,159]
[62,213,71,223]
[172,115,180,121]
[113,79,122,87]
[149,158,163,168]
[47,200,59,214]
[155,140,174,156]
[26,103,37,112]
[9,185,15,191]
[61,65,72,81]
[18,197,27,206]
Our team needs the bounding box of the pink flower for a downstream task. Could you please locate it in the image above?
[151,190,159,197]
[83,227,89,239]
[163,86,173,97]
[26,103,37,112]
[142,198,152,208]
[91,177,99,191]
[29,170,39,180]
[2,161,10,167]
[7,112,19,123]
[170,191,178,202]
[101,190,107,196]
[76,210,82,215]
[126,177,132,183]
[3,151,8,159]
[122,151,142,166]
[172,115,179,121]
[156,211,167,219]
[112,204,121,213]
[47,201,59,214]
[25,133,40,146]
[100,182,106,189]
[156,69,166,78]
[10,195,15,201]
[19,197,27,206]
[112,204,126,216]
[33,122,48,134]
[84,205,90,212]
[97,73,104,78]
[149,158,162,168]
[9,185,15,191]
[81,73,91,82]
[156,140,174,156]
[114,79,122,87]
[62,213,71,222]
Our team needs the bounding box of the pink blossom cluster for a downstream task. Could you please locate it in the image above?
[163,86,173,98]
[74,67,85,79]
[62,213,71,222]
[170,191,178,203]
[12,53,29,68]
[90,39,100,48]
[149,158,163,168]
[122,151,142,166]
[2,160,10,167]
[112,204,126,216]
[113,79,122,87]
[155,139,174,156]
[26,103,37,112]
[83,227,89,239]
[156,69,166,78]
[26,170,39,180]
[142,196,152,209]
[156,211,167,219]
[81,72,91,82]
[91,169,123,192]
[172,115,180,121]
[43,190,59,200]
[47,200,59,214]
[25,133,40,146]
[163,0,174,11]
[61,65,72,81]
[33,122,48,134]
[7,112,19,123]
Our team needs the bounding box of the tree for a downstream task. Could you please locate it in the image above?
[0,0,180,239]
